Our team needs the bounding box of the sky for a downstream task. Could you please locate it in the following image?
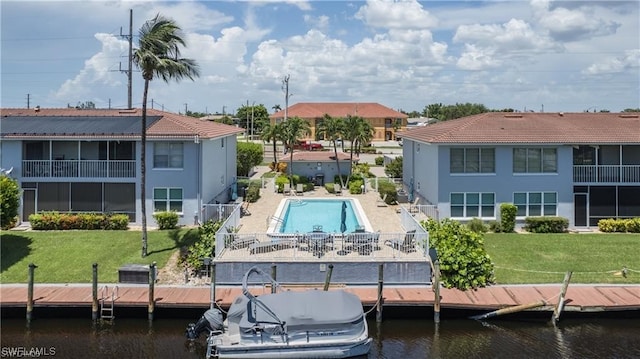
[1,0,639,115]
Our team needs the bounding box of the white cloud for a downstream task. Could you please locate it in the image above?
[355,0,438,29]
[584,49,640,75]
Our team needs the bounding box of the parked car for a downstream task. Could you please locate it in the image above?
[293,140,324,151]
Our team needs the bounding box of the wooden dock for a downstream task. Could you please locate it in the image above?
[2,283,639,315]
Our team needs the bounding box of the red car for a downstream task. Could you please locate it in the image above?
[293,140,324,151]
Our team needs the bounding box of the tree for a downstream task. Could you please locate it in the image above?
[237,142,264,177]
[272,104,282,113]
[342,115,374,184]
[236,103,269,137]
[423,102,489,121]
[260,121,282,166]
[280,116,310,186]
[316,114,345,188]
[133,13,200,257]
[384,156,403,178]
[0,174,20,229]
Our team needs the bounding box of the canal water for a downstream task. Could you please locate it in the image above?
[2,317,640,358]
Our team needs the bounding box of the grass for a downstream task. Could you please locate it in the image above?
[0,229,200,283]
[484,233,640,284]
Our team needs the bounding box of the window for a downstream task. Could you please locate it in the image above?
[451,148,495,173]
[450,192,495,218]
[513,148,557,173]
[153,188,183,213]
[153,142,183,168]
[514,192,557,217]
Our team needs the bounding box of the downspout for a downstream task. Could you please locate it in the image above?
[195,135,201,225]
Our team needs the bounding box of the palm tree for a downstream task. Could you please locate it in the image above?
[316,114,345,189]
[343,115,374,185]
[272,104,282,113]
[133,14,200,257]
[260,121,282,168]
[280,116,310,187]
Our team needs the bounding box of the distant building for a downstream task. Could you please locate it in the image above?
[270,102,408,141]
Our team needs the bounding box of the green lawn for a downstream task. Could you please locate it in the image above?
[0,229,199,283]
[484,233,640,284]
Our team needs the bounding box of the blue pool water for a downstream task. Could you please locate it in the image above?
[279,199,360,233]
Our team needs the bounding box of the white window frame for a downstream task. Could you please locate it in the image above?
[513,191,557,217]
[153,142,184,169]
[450,148,495,174]
[450,192,495,219]
[153,187,183,213]
[513,148,557,174]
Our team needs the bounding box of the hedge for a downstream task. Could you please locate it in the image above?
[29,212,129,230]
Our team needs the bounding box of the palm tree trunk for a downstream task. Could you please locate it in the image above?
[141,79,149,257]
[289,147,294,187]
[272,140,278,166]
[333,140,344,189]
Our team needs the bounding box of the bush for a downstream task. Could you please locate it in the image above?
[0,174,20,229]
[523,216,569,233]
[348,179,364,194]
[377,181,397,204]
[384,156,403,178]
[237,142,264,177]
[29,212,129,230]
[467,218,488,233]
[374,156,384,165]
[488,220,503,233]
[598,218,640,233]
[275,175,290,193]
[500,203,517,233]
[425,218,494,290]
[153,211,179,230]
[181,219,222,274]
[325,182,336,194]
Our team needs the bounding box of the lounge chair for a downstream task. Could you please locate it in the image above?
[296,183,304,196]
[335,183,342,196]
[240,201,251,216]
[283,183,291,195]
[346,231,380,255]
[226,234,258,250]
[376,194,388,207]
[409,198,420,213]
[384,229,417,253]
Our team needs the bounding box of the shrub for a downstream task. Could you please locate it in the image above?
[0,174,20,229]
[245,181,261,203]
[377,181,397,204]
[500,203,517,233]
[153,211,179,230]
[626,218,640,233]
[275,175,290,193]
[181,219,222,273]
[384,156,403,178]
[488,220,503,233]
[425,218,494,290]
[467,218,488,233]
[348,179,364,194]
[374,156,384,165]
[523,216,569,233]
[28,212,129,230]
[598,218,632,233]
[237,142,264,176]
[325,182,336,194]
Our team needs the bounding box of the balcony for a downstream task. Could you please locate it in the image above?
[22,160,136,178]
[573,165,640,183]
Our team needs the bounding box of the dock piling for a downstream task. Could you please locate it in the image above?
[148,262,156,322]
[433,260,441,324]
[323,264,334,291]
[92,263,98,322]
[271,265,277,293]
[376,264,384,323]
[26,263,37,325]
[552,271,573,325]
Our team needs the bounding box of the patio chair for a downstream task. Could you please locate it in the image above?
[384,229,417,253]
[335,183,342,196]
[347,231,380,255]
[296,183,304,196]
[240,201,251,216]
[376,194,388,207]
[409,198,420,213]
[283,183,291,196]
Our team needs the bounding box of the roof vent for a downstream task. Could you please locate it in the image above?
[118,109,137,114]
[619,114,639,118]
[504,114,523,118]
[34,105,40,112]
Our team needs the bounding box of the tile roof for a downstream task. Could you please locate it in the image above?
[289,151,356,162]
[399,112,640,144]
[0,108,244,139]
[270,102,408,119]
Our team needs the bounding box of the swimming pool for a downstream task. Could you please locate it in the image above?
[269,198,373,234]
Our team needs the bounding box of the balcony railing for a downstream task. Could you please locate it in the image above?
[573,165,640,183]
[22,160,136,178]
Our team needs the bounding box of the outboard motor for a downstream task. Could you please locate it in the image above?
[186,308,224,340]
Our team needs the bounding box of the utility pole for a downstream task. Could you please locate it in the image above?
[120,9,133,109]
[26,94,30,109]
[184,103,188,115]
[251,101,255,141]
[245,100,249,142]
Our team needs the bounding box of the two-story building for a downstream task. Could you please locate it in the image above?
[270,102,408,141]
[0,107,244,227]
[400,112,640,228]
